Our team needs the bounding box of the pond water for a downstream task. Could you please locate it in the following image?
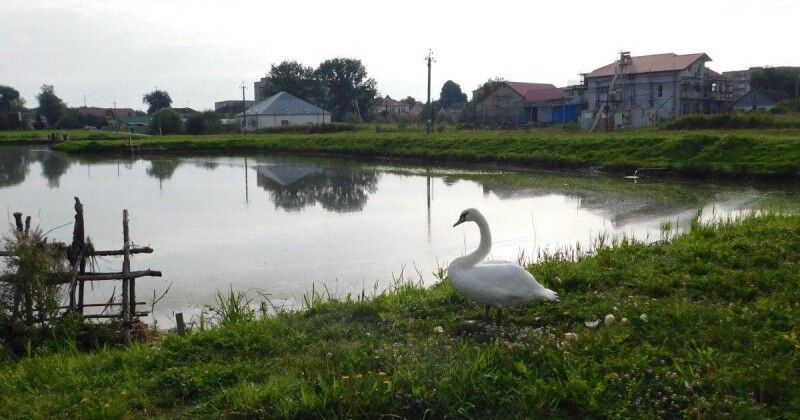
[1,145,798,326]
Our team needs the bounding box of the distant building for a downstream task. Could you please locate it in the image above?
[373,96,419,117]
[214,100,256,116]
[239,91,330,131]
[471,81,584,126]
[76,106,138,129]
[472,81,557,126]
[723,68,756,101]
[734,88,788,111]
[170,107,197,121]
[584,52,732,129]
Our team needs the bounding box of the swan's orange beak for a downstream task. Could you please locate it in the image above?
[453,215,466,227]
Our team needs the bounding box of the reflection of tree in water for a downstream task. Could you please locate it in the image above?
[194,160,219,170]
[40,153,71,188]
[146,158,182,181]
[0,147,30,188]
[255,163,379,212]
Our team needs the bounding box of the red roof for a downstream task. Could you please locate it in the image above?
[77,107,136,119]
[525,87,564,102]
[505,81,557,97]
[705,68,730,81]
[587,53,711,78]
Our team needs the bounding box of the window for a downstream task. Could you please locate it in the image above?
[281,120,289,126]
[657,84,663,98]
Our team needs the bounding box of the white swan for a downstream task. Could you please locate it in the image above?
[448,208,558,323]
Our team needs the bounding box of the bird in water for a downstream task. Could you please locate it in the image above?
[448,208,558,324]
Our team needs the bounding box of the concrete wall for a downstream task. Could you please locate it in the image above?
[242,113,331,131]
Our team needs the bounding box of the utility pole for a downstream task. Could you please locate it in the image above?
[425,49,435,134]
[241,82,247,134]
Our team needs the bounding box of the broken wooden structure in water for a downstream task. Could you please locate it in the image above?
[0,197,162,344]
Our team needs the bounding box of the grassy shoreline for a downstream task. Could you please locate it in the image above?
[1,214,798,417]
[44,128,800,178]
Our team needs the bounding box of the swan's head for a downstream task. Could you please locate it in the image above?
[453,208,481,227]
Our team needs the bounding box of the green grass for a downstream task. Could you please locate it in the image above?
[0,129,144,144]
[51,128,800,178]
[1,213,799,417]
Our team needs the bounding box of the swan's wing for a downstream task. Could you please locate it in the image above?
[462,263,555,305]
[482,259,515,265]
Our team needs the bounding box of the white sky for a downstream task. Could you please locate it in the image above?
[2,0,798,111]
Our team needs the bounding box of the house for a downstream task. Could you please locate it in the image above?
[170,107,197,121]
[472,81,559,126]
[723,68,756,101]
[239,91,330,131]
[584,52,732,129]
[76,106,138,128]
[374,96,414,117]
[214,100,256,117]
[734,88,788,111]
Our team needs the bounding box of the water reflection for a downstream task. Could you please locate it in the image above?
[255,163,379,212]
[1,145,799,326]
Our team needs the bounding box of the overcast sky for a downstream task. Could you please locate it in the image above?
[2,0,798,111]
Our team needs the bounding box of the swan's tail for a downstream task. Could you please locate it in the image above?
[540,288,559,302]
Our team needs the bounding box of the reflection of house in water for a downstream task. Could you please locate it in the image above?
[255,163,379,212]
[477,180,707,229]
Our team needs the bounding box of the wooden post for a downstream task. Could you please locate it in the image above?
[175,312,186,336]
[67,198,85,311]
[13,212,23,233]
[122,209,131,345]
[24,216,31,235]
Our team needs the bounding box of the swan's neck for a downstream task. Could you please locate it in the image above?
[454,214,492,268]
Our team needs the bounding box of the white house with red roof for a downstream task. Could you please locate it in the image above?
[584,52,732,129]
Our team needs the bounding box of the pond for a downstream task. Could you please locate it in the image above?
[1,145,798,326]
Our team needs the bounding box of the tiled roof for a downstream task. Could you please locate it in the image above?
[525,87,564,102]
[587,53,711,78]
[505,82,557,97]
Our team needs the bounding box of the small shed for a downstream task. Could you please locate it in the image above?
[240,92,331,131]
[734,89,788,111]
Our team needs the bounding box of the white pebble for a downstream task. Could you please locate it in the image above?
[433,326,444,334]
[604,314,616,326]
[640,314,648,322]
[564,332,579,341]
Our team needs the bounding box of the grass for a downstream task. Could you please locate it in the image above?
[0,213,799,417]
[0,129,143,144]
[50,128,800,178]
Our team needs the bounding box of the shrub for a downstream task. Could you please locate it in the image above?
[149,108,183,135]
[662,112,793,129]
[185,111,223,135]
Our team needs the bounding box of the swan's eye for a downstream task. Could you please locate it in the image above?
[461,212,468,218]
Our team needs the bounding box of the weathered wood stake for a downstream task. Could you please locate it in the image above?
[122,209,131,345]
[176,312,186,336]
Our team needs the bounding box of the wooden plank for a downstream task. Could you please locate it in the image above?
[89,246,154,257]
[76,270,162,281]
[176,313,186,336]
[58,302,146,309]
[82,311,149,319]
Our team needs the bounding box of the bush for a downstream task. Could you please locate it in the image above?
[149,108,183,135]
[662,112,794,129]
[252,122,357,134]
[185,111,223,135]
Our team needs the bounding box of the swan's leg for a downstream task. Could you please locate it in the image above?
[496,308,503,325]
[484,305,491,322]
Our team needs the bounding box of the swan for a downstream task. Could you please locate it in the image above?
[448,208,558,324]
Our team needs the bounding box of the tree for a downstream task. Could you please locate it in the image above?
[472,77,506,104]
[36,85,66,128]
[750,67,800,98]
[402,96,417,108]
[438,80,467,109]
[0,85,25,129]
[315,58,377,121]
[185,111,222,135]
[142,90,172,114]
[149,108,182,135]
[260,61,319,102]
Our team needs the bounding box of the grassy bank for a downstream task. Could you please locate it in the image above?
[1,214,799,417]
[52,128,800,178]
[0,129,142,144]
